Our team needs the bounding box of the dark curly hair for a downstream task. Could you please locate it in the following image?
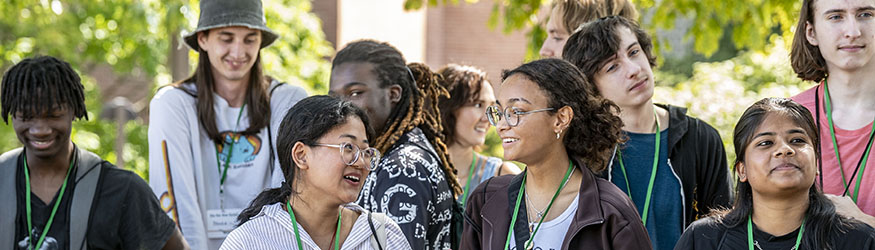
[562,15,656,93]
[501,58,624,171]
[437,64,488,146]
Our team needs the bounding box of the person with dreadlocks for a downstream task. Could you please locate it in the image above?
[0,56,188,250]
[329,40,462,250]
[147,0,307,249]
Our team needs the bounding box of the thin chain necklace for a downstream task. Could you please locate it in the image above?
[751,240,801,250]
[525,170,573,232]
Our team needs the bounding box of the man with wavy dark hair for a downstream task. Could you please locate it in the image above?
[563,16,731,250]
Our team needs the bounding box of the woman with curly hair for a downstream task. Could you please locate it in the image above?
[460,58,651,249]
[437,64,520,206]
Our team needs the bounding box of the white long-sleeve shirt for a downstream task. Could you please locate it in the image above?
[148,80,307,250]
[220,203,412,250]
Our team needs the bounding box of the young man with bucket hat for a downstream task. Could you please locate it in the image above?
[148,0,307,248]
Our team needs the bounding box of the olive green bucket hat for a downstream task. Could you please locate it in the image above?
[183,0,278,51]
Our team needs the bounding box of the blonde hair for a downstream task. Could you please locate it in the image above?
[552,0,639,33]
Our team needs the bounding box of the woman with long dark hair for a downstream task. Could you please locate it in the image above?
[220,96,411,249]
[675,98,875,249]
[437,64,520,206]
[461,58,651,249]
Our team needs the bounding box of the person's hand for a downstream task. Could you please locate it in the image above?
[826,194,875,227]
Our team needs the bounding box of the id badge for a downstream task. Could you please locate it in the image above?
[206,208,242,238]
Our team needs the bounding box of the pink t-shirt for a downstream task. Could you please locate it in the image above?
[792,85,875,215]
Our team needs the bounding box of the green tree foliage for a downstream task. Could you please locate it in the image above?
[404,0,801,58]
[0,0,333,179]
[653,37,811,165]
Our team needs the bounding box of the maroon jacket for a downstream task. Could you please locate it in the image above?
[460,160,652,250]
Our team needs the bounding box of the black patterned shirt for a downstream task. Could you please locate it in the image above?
[357,128,454,250]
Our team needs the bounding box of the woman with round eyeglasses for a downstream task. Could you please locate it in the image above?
[437,64,521,206]
[675,98,875,250]
[220,96,412,250]
[461,58,651,249]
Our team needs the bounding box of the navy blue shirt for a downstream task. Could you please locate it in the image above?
[611,130,683,250]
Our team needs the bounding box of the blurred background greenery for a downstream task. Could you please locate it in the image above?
[0,0,333,178]
[1,0,813,179]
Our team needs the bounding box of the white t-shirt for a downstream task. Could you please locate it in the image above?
[509,195,579,250]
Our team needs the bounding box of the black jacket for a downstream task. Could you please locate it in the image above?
[675,216,875,250]
[604,104,733,228]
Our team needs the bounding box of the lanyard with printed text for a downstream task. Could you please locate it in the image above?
[617,112,661,227]
[24,154,75,250]
[504,160,574,250]
[214,104,247,206]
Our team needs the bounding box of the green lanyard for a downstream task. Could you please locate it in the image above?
[617,112,661,227]
[504,160,574,250]
[214,104,247,193]
[823,81,875,202]
[24,154,75,250]
[286,200,342,250]
[747,215,805,250]
[459,151,480,207]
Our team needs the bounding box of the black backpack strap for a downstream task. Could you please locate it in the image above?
[0,148,23,246]
[70,148,106,250]
[367,213,384,250]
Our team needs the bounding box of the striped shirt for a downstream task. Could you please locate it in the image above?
[220,203,412,250]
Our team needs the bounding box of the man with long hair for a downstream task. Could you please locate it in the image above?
[147,0,307,248]
[789,0,875,226]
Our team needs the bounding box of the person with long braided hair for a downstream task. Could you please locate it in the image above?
[329,40,462,249]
